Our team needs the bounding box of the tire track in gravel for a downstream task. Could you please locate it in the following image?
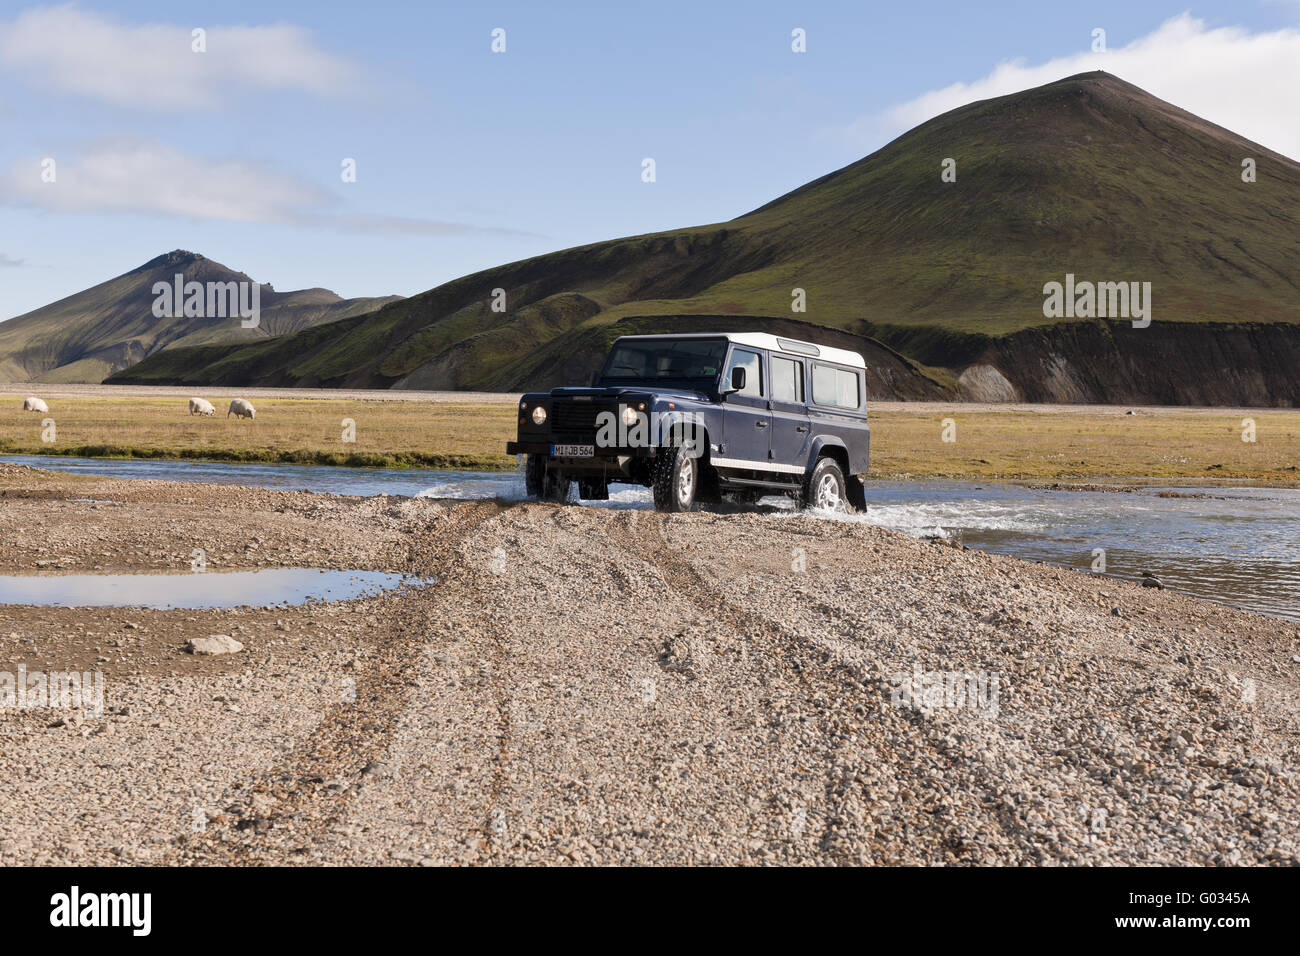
[470,505,665,862]
[462,540,516,862]
[170,501,505,865]
[600,509,922,861]
[315,501,710,865]
[603,510,880,695]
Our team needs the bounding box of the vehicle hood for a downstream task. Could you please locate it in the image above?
[548,386,712,402]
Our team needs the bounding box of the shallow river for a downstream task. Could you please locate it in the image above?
[5,454,1298,622]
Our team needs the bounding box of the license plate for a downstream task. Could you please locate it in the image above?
[551,444,594,458]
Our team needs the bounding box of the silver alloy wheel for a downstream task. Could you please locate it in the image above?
[677,455,695,504]
[816,472,841,510]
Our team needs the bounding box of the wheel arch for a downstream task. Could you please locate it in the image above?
[658,411,711,453]
[656,416,719,506]
[806,437,850,475]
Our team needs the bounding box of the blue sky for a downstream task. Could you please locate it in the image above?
[2,0,1298,319]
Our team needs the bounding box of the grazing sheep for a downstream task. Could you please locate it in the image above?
[188,397,216,417]
[22,396,48,413]
[227,398,256,420]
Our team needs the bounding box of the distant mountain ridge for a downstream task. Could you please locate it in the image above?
[0,250,401,383]
[98,73,1300,402]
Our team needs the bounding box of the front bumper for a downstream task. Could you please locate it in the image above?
[506,440,655,458]
[506,441,658,479]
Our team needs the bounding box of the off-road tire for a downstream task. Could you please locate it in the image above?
[524,454,546,498]
[652,445,698,512]
[541,465,570,503]
[802,457,854,514]
[577,478,609,501]
[846,475,868,512]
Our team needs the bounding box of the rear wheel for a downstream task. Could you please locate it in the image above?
[577,478,609,501]
[803,457,854,514]
[652,445,698,512]
[846,475,868,512]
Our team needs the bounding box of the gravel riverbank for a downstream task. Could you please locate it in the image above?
[0,462,1296,865]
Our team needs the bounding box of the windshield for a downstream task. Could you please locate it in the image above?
[600,339,727,386]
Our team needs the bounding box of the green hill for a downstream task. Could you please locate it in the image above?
[110,73,1300,403]
[0,250,401,383]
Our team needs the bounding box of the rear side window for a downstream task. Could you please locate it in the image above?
[771,355,804,404]
[812,363,861,410]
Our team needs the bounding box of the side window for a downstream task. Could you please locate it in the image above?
[771,355,804,404]
[812,364,861,410]
[725,348,763,398]
[837,368,860,408]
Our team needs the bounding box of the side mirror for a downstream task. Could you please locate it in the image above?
[724,366,746,394]
[589,371,601,387]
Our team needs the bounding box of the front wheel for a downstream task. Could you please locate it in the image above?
[524,454,545,497]
[541,467,571,502]
[803,457,855,514]
[527,454,570,502]
[652,445,698,512]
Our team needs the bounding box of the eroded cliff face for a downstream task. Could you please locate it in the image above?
[956,321,1300,407]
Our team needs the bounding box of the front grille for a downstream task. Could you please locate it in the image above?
[550,400,616,443]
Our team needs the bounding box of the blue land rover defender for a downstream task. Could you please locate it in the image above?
[506,332,870,513]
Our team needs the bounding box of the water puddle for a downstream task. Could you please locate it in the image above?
[0,568,428,609]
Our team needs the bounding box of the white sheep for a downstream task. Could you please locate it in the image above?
[188,397,216,417]
[227,398,256,420]
[22,396,48,413]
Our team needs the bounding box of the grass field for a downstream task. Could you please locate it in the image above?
[2,388,1296,483]
[0,393,518,471]
[868,406,1299,482]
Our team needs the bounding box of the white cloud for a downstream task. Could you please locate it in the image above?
[5,139,327,220]
[0,139,539,237]
[0,4,360,109]
[317,213,539,238]
[0,253,23,267]
[851,14,1300,161]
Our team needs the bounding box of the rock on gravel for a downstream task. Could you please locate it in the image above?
[187,635,245,656]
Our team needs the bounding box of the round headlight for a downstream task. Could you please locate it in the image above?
[531,405,547,425]
[620,405,639,427]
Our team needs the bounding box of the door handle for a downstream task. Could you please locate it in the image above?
[755,420,768,428]
[795,425,809,433]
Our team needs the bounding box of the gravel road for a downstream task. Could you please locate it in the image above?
[0,461,1296,865]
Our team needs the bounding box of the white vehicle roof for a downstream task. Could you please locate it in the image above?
[613,332,866,369]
